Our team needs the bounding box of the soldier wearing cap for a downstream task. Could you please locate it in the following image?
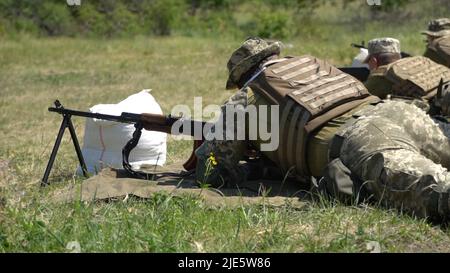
[363,38,402,99]
[195,37,450,222]
[363,37,450,119]
[422,18,450,68]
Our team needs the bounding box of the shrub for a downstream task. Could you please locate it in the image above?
[77,3,110,37]
[35,2,75,36]
[0,0,442,38]
[255,10,294,40]
[109,3,142,37]
[147,0,186,36]
[11,18,40,36]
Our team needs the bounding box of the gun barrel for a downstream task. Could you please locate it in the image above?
[48,107,139,124]
[49,101,212,137]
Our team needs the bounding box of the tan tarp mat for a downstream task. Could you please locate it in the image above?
[52,165,309,209]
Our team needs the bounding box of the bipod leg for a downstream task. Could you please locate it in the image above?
[41,115,69,187]
[67,116,88,178]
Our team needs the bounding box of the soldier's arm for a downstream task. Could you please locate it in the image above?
[194,89,250,188]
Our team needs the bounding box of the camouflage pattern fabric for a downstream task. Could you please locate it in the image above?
[226,38,281,90]
[363,38,401,63]
[195,89,249,188]
[337,100,450,220]
[196,90,450,220]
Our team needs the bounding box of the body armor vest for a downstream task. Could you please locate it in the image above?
[248,55,375,176]
[385,56,450,100]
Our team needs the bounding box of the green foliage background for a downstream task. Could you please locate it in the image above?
[0,0,448,39]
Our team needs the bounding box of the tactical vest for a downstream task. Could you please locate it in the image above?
[384,56,450,100]
[248,55,376,177]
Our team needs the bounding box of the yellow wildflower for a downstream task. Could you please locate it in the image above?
[208,152,218,166]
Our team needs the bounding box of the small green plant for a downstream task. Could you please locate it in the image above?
[197,152,218,188]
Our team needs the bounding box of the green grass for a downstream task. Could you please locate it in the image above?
[1,27,450,252]
[2,193,450,252]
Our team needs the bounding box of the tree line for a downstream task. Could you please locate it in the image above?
[0,0,425,38]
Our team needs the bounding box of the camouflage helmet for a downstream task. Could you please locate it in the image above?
[363,37,401,63]
[421,18,450,37]
[226,37,281,90]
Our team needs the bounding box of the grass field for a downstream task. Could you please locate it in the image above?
[1,28,450,253]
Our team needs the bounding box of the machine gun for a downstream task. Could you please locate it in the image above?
[42,100,208,186]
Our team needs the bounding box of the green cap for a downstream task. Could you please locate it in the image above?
[226,37,281,90]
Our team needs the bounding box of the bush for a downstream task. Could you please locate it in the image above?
[76,3,110,37]
[109,3,142,37]
[255,10,294,39]
[146,0,186,36]
[36,2,75,36]
[12,18,40,36]
[0,0,442,38]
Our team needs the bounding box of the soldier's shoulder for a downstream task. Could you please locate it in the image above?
[365,75,384,85]
[370,65,389,77]
[364,70,394,99]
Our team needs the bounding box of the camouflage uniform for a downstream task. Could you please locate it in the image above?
[422,18,450,68]
[336,100,450,219]
[196,38,283,187]
[363,38,402,99]
[195,89,249,187]
[195,37,450,220]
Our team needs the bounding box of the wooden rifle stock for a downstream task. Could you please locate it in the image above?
[139,113,208,171]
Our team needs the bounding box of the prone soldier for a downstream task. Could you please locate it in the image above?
[195,37,450,222]
[422,18,450,68]
[363,37,450,124]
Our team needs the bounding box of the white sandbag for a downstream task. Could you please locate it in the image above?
[351,48,369,68]
[78,90,167,174]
